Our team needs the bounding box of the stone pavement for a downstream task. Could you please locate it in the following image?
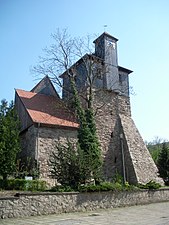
[1,202,169,225]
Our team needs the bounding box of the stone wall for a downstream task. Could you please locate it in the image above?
[37,126,77,186]
[0,189,169,219]
[120,114,163,185]
[93,89,163,185]
[93,90,131,179]
[20,125,77,187]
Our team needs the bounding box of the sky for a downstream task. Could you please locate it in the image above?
[0,0,169,142]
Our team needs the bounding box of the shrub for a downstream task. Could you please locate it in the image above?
[50,185,76,192]
[0,179,46,191]
[78,184,101,192]
[78,182,123,192]
[26,180,47,191]
[138,180,161,190]
[49,180,140,193]
[111,172,123,184]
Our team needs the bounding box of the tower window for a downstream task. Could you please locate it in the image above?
[119,74,125,84]
[114,156,117,163]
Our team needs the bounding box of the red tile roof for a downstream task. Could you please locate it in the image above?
[16,89,78,128]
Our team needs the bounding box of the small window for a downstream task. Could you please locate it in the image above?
[119,74,123,84]
[114,156,117,163]
[119,74,126,84]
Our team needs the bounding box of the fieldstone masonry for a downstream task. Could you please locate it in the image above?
[37,126,77,185]
[20,126,77,186]
[0,189,169,219]
[93,89,163,184]
[120,114,163,184]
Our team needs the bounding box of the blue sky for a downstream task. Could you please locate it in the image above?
[0,0,169,141]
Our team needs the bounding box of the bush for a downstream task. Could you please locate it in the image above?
[138,180,161,190]
[0,179,47,191]
[49,181,138,193]
[50,185,76,192]
[78,182,124,192]
[111,172,123,184]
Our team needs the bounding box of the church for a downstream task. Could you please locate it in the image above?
[15,32,163,186]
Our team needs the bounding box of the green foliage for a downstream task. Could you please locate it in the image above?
[111,172,123,184]
[15,158,40,180]
[0,179,46,191]
[146,137,168,164]
[50,141,82,188]
[149,148,160,164]
[78,181,135,192]
[147,144,161,163]
[0,99,20,180]
[70,78,102,183]
[48,175,139,193]
[50,185,75,192]
[49,182,124,193]
[49,177,137,193]
[157,143,169,185]
[147,139,169,185]
[138,180,161,190]
[84,108,102,180]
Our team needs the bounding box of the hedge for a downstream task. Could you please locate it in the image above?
[0,179,47,191]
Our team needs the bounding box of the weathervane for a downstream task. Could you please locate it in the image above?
[104,25,107,32]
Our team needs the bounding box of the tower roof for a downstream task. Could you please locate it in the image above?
[93,32,118,44]
[118,66,133,74]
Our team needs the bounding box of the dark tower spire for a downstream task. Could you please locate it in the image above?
[94,32,119,91]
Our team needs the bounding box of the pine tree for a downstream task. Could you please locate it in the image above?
[0,99,20,180]
[50,141,81,188]
[157,142,169,184]
[85,108,102,180]
[71,78,102,183]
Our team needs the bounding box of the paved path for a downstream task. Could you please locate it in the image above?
[1,202,169,225]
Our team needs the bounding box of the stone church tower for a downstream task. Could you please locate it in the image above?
[62,32,163,185]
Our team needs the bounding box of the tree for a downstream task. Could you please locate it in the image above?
[50,141,82,188]
[0,99,20,180]
[157,142,169,184]
[146,136,167,164]
[70,78,102,182]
